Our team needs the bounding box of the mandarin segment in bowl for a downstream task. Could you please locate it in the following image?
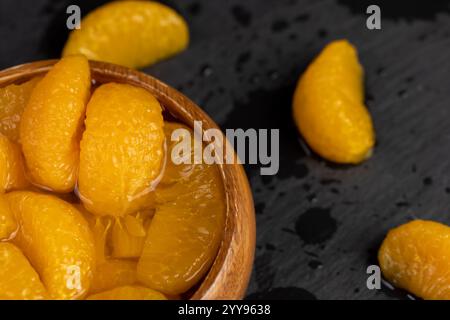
[111,217,146,259]
[90,259,137,294]
[88,216,112,264]
[109,210,154,259]
[0,59,253,300]
[6,191,95,299]
[20,55,90,192]
[0,194,17,240]
[0,77,41,143]
[62,1,189,69]
[87,285,167,300]
[76,203,113,264]
[160,122,195,186]
[0,242,47,300]
[0,134,29,193]
[137,124,226,295]
[78,83,164,217]
[379,220,450,300]
[77,204,139,294]
[292,40,375,164]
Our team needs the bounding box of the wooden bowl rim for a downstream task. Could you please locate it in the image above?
[0,60,256,300]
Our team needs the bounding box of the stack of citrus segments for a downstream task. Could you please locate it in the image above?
[0,55,225,300]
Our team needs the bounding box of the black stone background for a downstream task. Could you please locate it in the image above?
[2,0,450,300]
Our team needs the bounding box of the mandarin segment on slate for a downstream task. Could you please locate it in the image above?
[0,242,47,300]
[137,123,226,295]
[0,77,41,142]
[292,40,375,164]
[87,285,167,300]
[79,83,164,217]
[63,1,189,69]
[0,134,29,193]
[379,220,450,300]
[6,191,95,299]
[0,194,17,240]
[20,55,90,192]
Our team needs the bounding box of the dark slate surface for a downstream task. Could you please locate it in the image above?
[2,0,450,300]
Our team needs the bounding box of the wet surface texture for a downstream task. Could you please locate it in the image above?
[1,0,450,300]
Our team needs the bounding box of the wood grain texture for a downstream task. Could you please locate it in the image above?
[0,60,256,300]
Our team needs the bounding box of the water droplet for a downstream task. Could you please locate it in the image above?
[268,70,280,80]
[397,89,407,98]
[235,51,252,73]
[294,13,310,22]
[271,20,289,33]
[187,2,202,16]
[423,177,433,186]
[295,207,337,245]
[396,201,409,208]
[200,64,213,77]
[230,5,252,27]
[317,29,328,38]
[308,260,323,270]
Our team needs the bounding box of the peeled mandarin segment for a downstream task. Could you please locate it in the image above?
[0,77,41,142]
[0,194,17,240]
[90,259,137,294]
[0,134,29,193]
[160,122,195,186]
[124,214,146,237]
[138,161,226,295]
[87,285,167,300]
[62,1,189,69]
[79,83,164,217]
[76,203,113,263]
[93,218,112,262]
[89,216,112,263]
[292,40,375,164]
[379,220,450,300]
[111,218,145,258]
[0,243,47,300]
[6,191,95,300]
[20,56,91,192]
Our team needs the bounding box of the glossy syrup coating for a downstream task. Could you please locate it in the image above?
[87,285,167,300]
[110,216,146,259]
[0,134,29,193]
[63,1,189,69]
[0,77,41,143]
[0,64,226,299]
[6,191,95,300]
[0,242,47,300]
[293,40,375,164]
[379,220,450,300]
[137,123,226,295]
[159,122,195,186]
[20,56,91,192]
[78,83,164,217]
[76,204,112,264]
[79,205,138,294]
[0,194,17,240]
[90,259,137,294]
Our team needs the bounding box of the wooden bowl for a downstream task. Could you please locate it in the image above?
[0,60,256,300]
